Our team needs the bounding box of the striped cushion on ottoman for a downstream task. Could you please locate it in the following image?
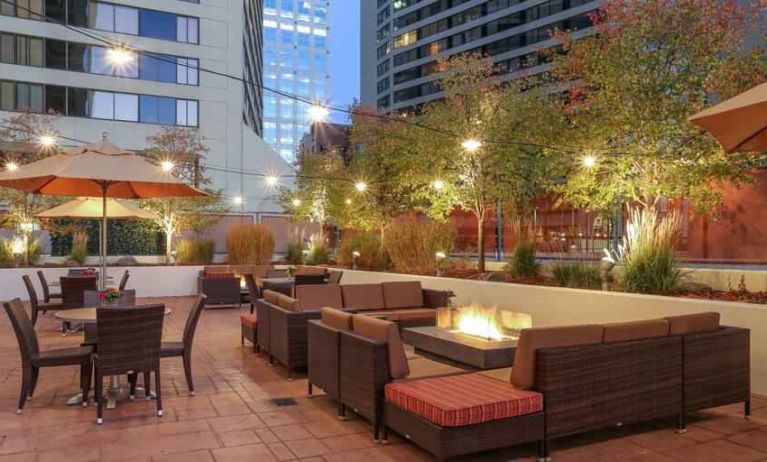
[385,373,543,427]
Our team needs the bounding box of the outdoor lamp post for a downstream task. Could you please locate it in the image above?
[11,236,24,267]
[435,251,446,277]
[352,250,361,270]
[600,248,616,291]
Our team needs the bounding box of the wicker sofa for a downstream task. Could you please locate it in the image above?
[317,310,748,460]
[256,281,451,378]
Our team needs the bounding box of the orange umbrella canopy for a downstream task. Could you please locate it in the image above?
[689,82,767,153]
[0,137,206,198]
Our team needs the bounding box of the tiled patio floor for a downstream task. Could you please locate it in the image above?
[0,296,765,461]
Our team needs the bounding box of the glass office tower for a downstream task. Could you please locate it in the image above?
[262,0,330,165]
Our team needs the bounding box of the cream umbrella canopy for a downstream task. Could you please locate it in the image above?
[0,135,207,289]
[688,82,767,153]
[37,197,155,219]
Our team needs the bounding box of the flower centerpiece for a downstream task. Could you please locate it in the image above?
[99,288,120,305]
[81,267,97,277]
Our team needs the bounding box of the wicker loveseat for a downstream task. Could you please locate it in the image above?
[256,281,451,378]
[313,310,748,460]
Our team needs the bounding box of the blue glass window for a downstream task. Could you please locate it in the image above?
[140,95,176,124]
[139,53,176,82]
[139,9,177,41]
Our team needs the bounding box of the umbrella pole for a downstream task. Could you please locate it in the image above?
[101,183,108,291]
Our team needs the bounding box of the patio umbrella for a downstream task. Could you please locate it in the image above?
[0,135,206,289]
[688,82,767,153]
[37,197,155,220]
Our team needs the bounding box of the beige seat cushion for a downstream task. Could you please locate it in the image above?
[362,311,400,321]
[263,290,280,305]
[665,312,720,335]
[382,281,424,309]
[352,315,410,379]
[390,308,436,321]
[341,284,386,310]
[321,307,352,330]
[295,285,344,309]
[603,319,670,343]
[276,294,303,312]
[511,325,604,390]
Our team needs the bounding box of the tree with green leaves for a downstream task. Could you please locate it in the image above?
[139,127,226,264]
[405,54,565,272]
[549,0,766,212]
[0,112,64,265]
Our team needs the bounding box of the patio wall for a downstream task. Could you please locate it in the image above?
[340,270,767,395]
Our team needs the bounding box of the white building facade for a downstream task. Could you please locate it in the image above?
[261,0,330,165]
[0,0,293,216]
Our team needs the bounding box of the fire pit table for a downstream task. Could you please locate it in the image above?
[402,305,530,370]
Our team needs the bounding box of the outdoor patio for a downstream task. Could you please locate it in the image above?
[0,296,763,462]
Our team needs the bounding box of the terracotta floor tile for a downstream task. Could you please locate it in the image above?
[151,450,214,462]
[211,444,276,462]
[320,434,376,452]
[217,430,262,447]
[275,424,314,441]
[663,439,767,462]
[283,437,331,458]
[727,429,767,452]
[266,442,296,461]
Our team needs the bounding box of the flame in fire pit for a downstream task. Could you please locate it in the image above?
[451,304,507,341]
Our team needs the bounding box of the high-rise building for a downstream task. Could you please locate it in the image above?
[0,0,292,215]
[362,0,598,112]
[261,0,330,165]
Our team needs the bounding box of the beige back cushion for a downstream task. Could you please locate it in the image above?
[382,281,424,309]
[321,307,352,330]
[664,312,720,335]
[602,319,670,343]
[204,266,231,274]
[511,324,604,390]
[352,315,410,380]
[276,294,303,312]
[263,289,280,305]
[296,266,328,276]
[341,284,386,311]
[295,284,344,310]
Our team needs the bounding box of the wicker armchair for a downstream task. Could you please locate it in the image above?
[37,271,62,303]
[199,273,241,308]
[160,295,206,395]
[95,305,165,424]
[22,275,61,326]
[3,299,92,414]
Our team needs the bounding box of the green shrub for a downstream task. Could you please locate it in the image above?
[285,241,304,264]
[0,239,14,267]
[506,243,539,278]
[226,224,274,264]
[338,233,385,270]
[304,234,329,265]
[70,230,88,264]
[176,238,215,265]
[384,221,456,275]
[550,261,601,289]
[618,208,684,295]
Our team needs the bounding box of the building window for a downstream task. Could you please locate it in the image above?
[393,30,417,48]
[377,77,390,93]
[176,99,198,126]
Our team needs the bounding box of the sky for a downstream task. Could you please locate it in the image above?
[328,1,360,124]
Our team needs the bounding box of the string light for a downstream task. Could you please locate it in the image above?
[5,161,19,172]
[354,181,368,192]
[292,198,302,207]
[160,160,175,172]
[345,198,352,205]
[37,135,56,147]
[433,179,445,190]
[233,196,243,205]
[106,47,135,66]
[265,175,279,186]
[307,104,329,123]
[462,139,482,152]
[582,155,597,168]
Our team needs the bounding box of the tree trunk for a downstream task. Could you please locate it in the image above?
[165,226,174,265]
[477,216,486,273]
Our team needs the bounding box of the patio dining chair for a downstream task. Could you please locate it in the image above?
[3,299,92,414]
[95,304,165,424]
[37,271,62,303]
[244,273,260,313]
[22,275,62,326]
[160,294,206,395]
[60,276,98,309]
[118,270,130,291]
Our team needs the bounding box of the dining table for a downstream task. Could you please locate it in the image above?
[54,306,171,409]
